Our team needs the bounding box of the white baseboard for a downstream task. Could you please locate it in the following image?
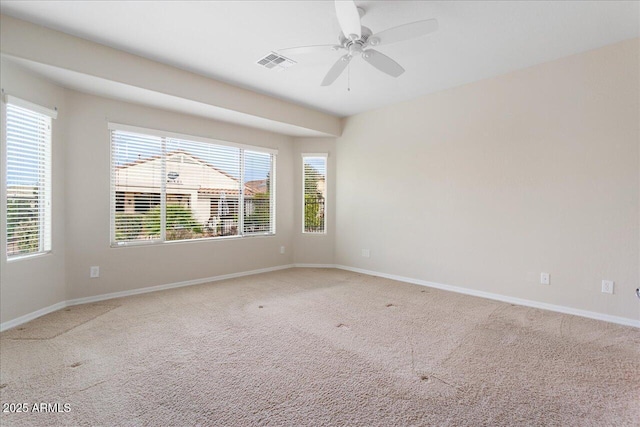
[2,263,637,332]
[66,264,295,307]
[0,301,67,332]
[292,263,336,268]
[333,264,640,328]
[0,264,294,332]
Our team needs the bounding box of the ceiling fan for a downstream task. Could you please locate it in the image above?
[277,0,438,86]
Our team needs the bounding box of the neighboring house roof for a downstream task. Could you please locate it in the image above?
[245,179,268,194]
[115,150,260,196]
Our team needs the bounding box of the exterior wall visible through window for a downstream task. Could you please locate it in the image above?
[110,124,276,246]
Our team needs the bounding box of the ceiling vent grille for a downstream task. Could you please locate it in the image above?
[257,52,296,71]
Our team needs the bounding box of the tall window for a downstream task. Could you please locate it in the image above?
[4,97,55,259]
[302,154,327,234]
[110,124,276,246]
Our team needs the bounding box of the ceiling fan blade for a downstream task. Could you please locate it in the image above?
[369,19,438,47]
[335,0,361,40]
[278,45,342,56]
[321,54,352,86]
[362,49,405,77]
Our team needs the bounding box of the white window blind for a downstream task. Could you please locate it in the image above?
[110,125,276,246]
[302,154,327,234]
[5,100,54,259]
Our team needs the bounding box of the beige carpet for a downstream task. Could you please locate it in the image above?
[2,303,119,340]
[1,268,638,426]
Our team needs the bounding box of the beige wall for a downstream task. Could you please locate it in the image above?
[63,91,294,300]
[1,64,296,323]
[292,137,337,265]
[0,61,67,323]
[2,34,638,325]
[336,39,640,321]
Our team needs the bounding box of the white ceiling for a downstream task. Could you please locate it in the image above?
[1,1,638,118]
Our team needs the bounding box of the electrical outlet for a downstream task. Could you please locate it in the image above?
[540,272,550,285]
[601,280,614,294]
[280,246,285,254]
[90,266,100,278]
[361,249,370,258]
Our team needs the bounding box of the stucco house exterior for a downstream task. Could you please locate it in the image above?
[114,151,265,236]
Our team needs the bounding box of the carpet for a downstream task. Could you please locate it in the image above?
[1,268,638,426]
[2,303,119,340]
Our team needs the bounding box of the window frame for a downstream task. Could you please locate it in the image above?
[109,123,277,247]
[3,95,57,261]
[301,153,328,235]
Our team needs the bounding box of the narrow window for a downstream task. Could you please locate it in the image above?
[4,97,56,259]
[302,154,327,234]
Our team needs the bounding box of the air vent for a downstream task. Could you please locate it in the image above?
[256,52,296,71]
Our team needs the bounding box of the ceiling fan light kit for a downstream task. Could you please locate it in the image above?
[277,0,439,86]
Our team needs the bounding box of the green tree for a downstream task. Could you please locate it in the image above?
[144,204,202,240]
[304,163,324,232]
[114,213,146,241]
[245,192,270,232]
[6,196,40,255]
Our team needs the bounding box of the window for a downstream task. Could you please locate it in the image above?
[110,124,276,246]
[4,97,56,259]
[302,153,327,234]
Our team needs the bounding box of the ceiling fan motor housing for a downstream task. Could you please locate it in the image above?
[339,26,372,50]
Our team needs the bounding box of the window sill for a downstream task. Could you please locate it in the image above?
[110,233,276,248]
[6,251,52,263]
